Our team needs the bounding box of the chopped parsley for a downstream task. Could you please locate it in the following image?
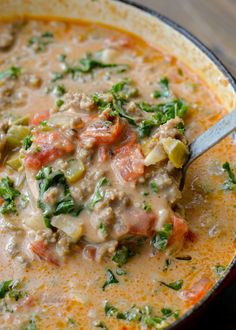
[0,177,20,214]
[111,79,138,101]
[150,181,159,193]
[153,77,170,99]
[56,99,64,108]
[24,315,37,330]
[152,223,173,251]
[0,66,21,80]
[22,135,33,150]
[215,264,226,276]
[87,177,109,210]
[138,99,188,137]
[102,269,119,291]
[54,84,66,97]
[160,279,183,291]
[175,122,185,135]
[143,201,152,212]
[0,280,24,301]
[222,162,236,190]
[28,31,54,52]
[112,246,135,267]
[104,302,179,327]
[94,321,107,329]
[36,167,83,228]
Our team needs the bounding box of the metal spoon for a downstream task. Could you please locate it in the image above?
[180,108,236,190]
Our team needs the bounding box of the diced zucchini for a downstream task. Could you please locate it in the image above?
[6,125,31,149]
[6,152,23,171]
[144,143,167,166]
[161,137,189,168]
[64,159,85,184]
[51,215,83,242]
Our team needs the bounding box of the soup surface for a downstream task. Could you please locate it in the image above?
[0,19,235,330]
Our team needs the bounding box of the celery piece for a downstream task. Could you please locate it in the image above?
[162,137,189,168]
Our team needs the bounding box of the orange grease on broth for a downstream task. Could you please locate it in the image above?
[0,18,235,329]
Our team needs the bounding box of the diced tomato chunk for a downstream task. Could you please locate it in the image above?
[30,111,49,126]
[113,144,144,182]
[113,126,137,154]
[31,240,59,266]
[181,277,212,307]
[0,196,4,206]
[168,214,189,246]
[81,116,124,145]
[25,131,75,170]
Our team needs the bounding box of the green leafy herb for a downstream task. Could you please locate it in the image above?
[112,98,137,126]
[138,99,188,137]
[87,177,109,210]
[175,122,185,135]
[99,222,107,235]
[222,162,236,190]
[0,177,20,214]
[112,246,135,266]
[0,66,21,80]
[111,79,138,101]
[67,317,77,326]
[56,99,64,108]
[215,264,226,276]
[22,135,33,150]
[152,223,173,251]
[104,302,179,327]
[58,54,67,62]
[54,84,66,97]
[102,269,119,291]
[36,167,83,227]
[51,72,65,82]
[28,31,54,52]
[150,181,158,193]
[94,321,107,329]
[143,201,152,212]
[160,279,183,291]
[153,77,170,98]
[0,280,24,301]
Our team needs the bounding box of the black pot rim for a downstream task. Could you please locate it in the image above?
[115,0,236,329]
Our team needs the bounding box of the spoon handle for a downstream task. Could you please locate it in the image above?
[187,108,236,167]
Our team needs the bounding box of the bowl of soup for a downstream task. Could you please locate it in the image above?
[0,0,235,329]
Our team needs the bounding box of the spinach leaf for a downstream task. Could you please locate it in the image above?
[111,79,138,101]
[0,280,13,299]
[152,224,173,251]
[222,162,236,190]
[153,77,170,98]
[87,177,109,210]
[0,177,20,214]
[150,181,159,193]
[0,66,21,80]
[22,135,33,150]
[36,167,83,227]
[102,269,119,291]
[138,99,188,137]
[112,246,135,266]
[104,301,179,327]
[28,31,54,52]
[160,279,183,291]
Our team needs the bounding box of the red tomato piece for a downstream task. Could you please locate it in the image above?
[113,125,137,154]
[30,111,49,126]
[25,131,75,170]
[113,144,144,182]
[30,240,59,266]
[168,214,189,246]
[81,116,123,145]
[181,277,212,307]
